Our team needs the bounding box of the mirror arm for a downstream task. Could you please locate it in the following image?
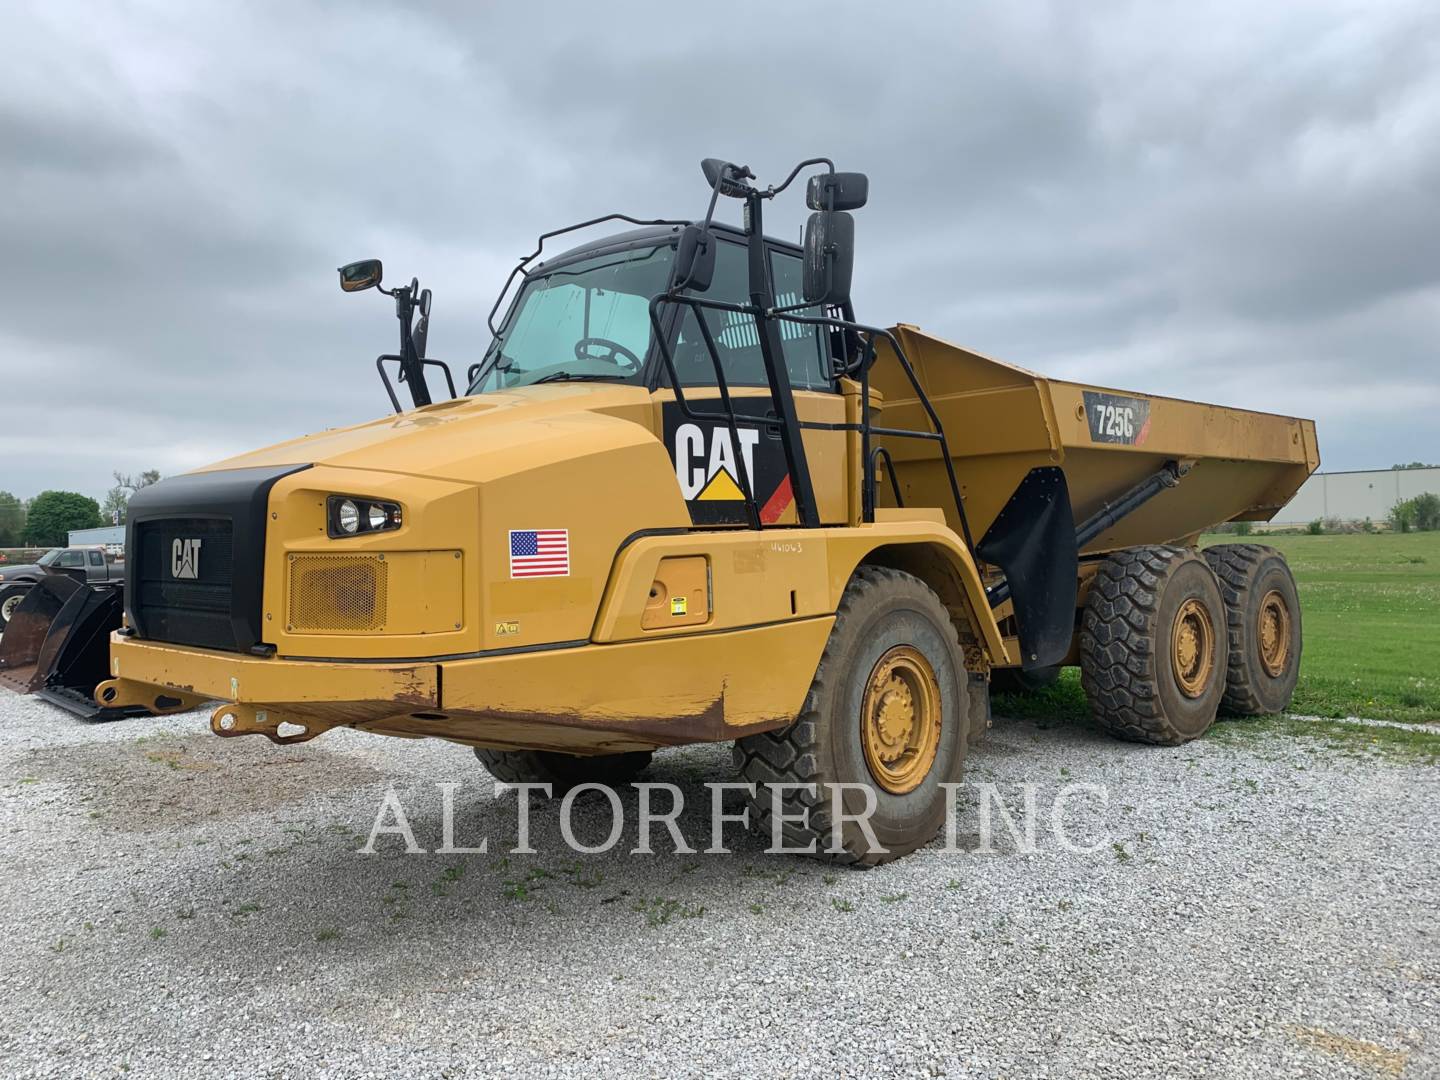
[392,284,433,408]
[700,171,726,232]
[764,157,834,199]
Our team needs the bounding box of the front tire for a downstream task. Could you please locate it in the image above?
[472,748,652,793]
[734,565,969,866]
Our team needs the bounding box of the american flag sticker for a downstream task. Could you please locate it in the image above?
[509,529,570,579]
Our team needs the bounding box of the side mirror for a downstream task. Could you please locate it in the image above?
[338,259,383,293]
[673,224,715,292]
[806,171,869,212]
[803,210,855,306]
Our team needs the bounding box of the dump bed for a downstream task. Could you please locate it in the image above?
[869,325,1320,554]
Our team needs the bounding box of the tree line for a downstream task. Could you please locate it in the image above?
[0,471,160,548]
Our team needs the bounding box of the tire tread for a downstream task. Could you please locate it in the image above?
[1202,543,1299,716]
[1079,545,1220,745]
[732,565,966,867]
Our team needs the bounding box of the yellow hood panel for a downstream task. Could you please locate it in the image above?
[196,385,659,483]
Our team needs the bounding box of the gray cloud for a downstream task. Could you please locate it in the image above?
[1,0,1437,502]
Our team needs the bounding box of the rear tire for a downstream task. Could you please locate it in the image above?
[1080,546,1226,745]
[1202,544,1302,716]
[472,748,652,793]
[733,565,969,867]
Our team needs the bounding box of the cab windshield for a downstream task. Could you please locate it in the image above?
[37,549,61,566]
[468,243,674,393]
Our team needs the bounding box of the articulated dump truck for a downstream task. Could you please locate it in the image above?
[2,157,1318,864]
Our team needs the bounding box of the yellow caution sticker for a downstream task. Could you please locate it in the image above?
[670,596,688,617]
[494,621,520,637]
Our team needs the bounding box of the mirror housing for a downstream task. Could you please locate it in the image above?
[674,224,716,292]
[802,210,855,306]
[339,259,383,293]
[805,171,869,212]
[700,158,753,198]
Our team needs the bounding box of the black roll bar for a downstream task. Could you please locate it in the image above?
[647,295,976,551]
[486,214,691,336]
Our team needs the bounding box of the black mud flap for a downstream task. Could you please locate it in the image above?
[977,467,1078,670]
[0,576,138,720]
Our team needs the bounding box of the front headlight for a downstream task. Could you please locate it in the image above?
[337,499,360,534]
[327,495,402,539]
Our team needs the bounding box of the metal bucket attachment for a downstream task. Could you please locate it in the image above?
[0,577,137,719]
[0,575,85,693]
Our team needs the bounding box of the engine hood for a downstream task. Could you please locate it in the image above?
[196,385,660,484]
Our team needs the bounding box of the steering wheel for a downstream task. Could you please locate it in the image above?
[574,336,642,372]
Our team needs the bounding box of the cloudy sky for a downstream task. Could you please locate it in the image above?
[3,1,1436,500]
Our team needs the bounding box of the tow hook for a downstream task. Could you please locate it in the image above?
[210,703,331,745]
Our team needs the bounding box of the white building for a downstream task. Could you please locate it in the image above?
[68,524,126,552]
[1274,466,1440,525]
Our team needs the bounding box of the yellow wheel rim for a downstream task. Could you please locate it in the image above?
[860,645,942,795]
[1257,589,1292,678]
[1171,597,1216,699]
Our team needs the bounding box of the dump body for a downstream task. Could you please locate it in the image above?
[869,325,1320,554]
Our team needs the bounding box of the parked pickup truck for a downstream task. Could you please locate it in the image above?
[0,547,124,629]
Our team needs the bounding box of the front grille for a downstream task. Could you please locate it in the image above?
[133,518,236,650]
[124,463,308,653]
[287,554,389,632]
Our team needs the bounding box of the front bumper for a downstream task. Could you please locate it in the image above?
[98,616,833,754]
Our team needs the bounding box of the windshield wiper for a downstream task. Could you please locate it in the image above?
[531,371,629,384]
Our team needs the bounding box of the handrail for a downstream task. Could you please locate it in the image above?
[871,447,905,509]
[375,355,458,415]
[771,312,975,552]
[646,293,975,552]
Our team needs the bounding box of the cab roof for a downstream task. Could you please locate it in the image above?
[535,221,800,274]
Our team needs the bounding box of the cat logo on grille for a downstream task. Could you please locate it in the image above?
[171,538,202,580]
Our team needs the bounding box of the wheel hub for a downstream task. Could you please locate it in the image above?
[875,678,914,753]
[861,646,942,795]
[1170,597,1216,699]
[1257,589,1292,678]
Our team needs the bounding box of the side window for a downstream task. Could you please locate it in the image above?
[89,550,105,566]
[672,240,766,387]
[670,241,833,391]
[58,550,84,568]
[769,250,832,390]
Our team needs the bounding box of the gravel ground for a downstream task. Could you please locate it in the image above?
[0,690,1435,1079]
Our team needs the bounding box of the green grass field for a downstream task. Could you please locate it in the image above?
[1236,531,1440,722]
[993,531,1440,727]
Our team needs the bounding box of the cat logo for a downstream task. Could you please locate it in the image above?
[171,538,202,580]
[664,404,796,525]
[672,422,760,501]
